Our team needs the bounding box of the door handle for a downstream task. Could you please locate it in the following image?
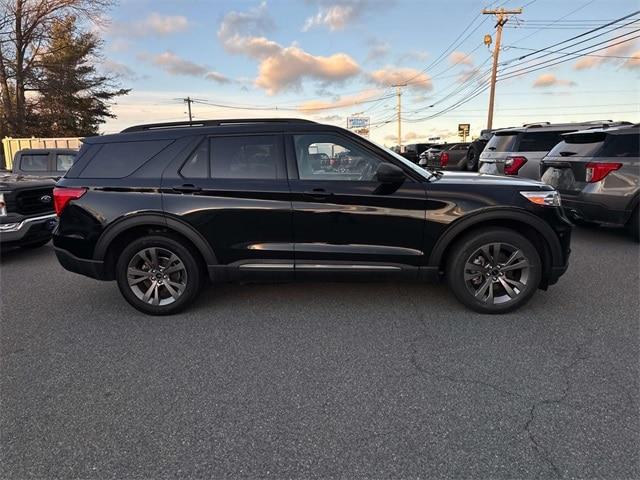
[172,184,202,193]
[303,188,333,200]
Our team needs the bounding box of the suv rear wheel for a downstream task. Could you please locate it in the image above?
[115,235,202,315]
[446,228,542,314]
[627,206,639,242]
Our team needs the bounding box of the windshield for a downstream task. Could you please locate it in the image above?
[370,140,433,180]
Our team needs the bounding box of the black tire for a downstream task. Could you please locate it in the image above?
[115,235,202,315]
[20,238,50,249]
[446,228,542,314]
[466,146,478,171]
[627,207,639,242]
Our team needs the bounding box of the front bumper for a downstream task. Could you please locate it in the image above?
[0,213,58,246]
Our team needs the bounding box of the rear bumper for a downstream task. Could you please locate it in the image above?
[0,213,57,246]
[561,195,631,226]
[54,247,108,280]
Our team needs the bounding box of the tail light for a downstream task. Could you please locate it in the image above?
[585,162,622,183]
[53,187,87,216]
[504,156,527,175]
[439,152,449,167]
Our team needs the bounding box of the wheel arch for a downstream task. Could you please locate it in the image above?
[94,213,217,279]
[429,208,564,282]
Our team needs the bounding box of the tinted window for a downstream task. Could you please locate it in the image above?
[180,141,208,178]
[80,140,170,178]
[517,131,569,152]
[19,153,48,171]
[56,153,76,171]
[485,133,518,152]
[294,133,382,181]
[599,133,640,158]
[209,135,280,179]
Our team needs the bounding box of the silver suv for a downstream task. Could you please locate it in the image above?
[540,124,639,241]
[478,121,628,180]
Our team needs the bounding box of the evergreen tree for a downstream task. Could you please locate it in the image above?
[32,15,129,136]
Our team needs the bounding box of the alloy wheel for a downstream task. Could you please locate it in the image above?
[126,247,188,306]
[463,242,530,305]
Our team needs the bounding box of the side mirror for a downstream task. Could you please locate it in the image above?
[376,163,405,184]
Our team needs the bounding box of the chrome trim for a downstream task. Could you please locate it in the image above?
[239,263,294,269]
[0,213,57,233]
[296,264,402,270]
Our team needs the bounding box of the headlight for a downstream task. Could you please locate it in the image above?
[0,193,6,216]
[520,190,561,207]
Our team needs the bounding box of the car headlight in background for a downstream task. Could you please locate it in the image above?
[520,190,561,207]
[0,193,6,216]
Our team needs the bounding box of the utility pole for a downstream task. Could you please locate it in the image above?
[183,96,193,123]
[393,84,405,151]
[482,7,522,130]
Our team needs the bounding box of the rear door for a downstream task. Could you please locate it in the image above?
[162,133,294,275]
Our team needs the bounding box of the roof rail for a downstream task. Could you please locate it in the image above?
[522,122,551,128]
[121,118,316,133]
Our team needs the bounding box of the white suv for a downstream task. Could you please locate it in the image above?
[478,121,629,180]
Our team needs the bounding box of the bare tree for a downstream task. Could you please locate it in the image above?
[0,0,112,134]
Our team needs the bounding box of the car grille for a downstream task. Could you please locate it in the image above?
[15,188,54,215]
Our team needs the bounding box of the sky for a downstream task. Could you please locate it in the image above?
[97,0,640,144]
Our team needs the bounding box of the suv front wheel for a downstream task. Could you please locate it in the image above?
[115,235,202,315]
[446,228,542,313]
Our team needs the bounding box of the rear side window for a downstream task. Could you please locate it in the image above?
[486,133,518,152]
[180,141,208,178]
[517,131,568,152]
[599,133,640,158]
[210,135,280,179]
[19,153,48,171]
[79,140,170,178]
[56,153,76,171]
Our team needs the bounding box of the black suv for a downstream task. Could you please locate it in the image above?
[53,119,572,315]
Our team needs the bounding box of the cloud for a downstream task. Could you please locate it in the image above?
[449,51,474,66]
[218,3,361,94]
[316,114,343,121]
[622,50,640,69]
[302,0,381,31]
[256,47,360,94]
[205,71,232,84]
[108,13,189,38]
[217,1,274,40]
[101,60,141,81]
[369,67,433,91]
[574,41,636,70]
[365,39,390,63]
[296,89,382,112]
[532,73,576,88]
[397,50,429,64]
[138,51,207,77]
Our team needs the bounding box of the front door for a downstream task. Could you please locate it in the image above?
[287,132,427,277]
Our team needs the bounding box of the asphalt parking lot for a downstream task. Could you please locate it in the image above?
[1,226,638,479]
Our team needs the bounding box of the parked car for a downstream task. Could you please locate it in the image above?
[53,118,572,315]
[479,121,630,179]
[438,143,471,170]
[467,129,495,171]
[11,148,77,177]
[402,143,431,164]
[418,145,445,166]
[540,124,639,241]
[0,173,57,249]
